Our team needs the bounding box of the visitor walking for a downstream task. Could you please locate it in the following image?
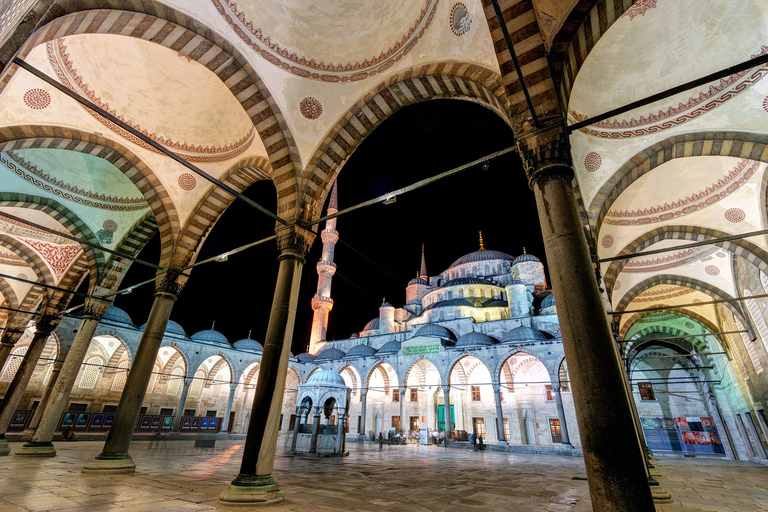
[478,435,484,451]
[469,432,476,451]
[378,432,383,450]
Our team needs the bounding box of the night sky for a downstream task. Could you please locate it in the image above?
[111,100,547,354]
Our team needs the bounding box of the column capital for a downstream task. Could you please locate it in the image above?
[229,383,238,391]
[34,315,59,335]
[492,382,502,393]
[155,268,186,298]
[276,223,316,259]
[551,381,562,392]
[82,296,112,320]
[1,327,26,345]
[515,119,574,188]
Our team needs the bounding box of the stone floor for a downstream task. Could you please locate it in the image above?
[0,439,765,511]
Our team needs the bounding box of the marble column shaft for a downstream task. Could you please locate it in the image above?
[399,386,405,435]
[220,384,237,432]
[290,406,301,452]
[309,412,321,453]
[442,386,452,440]
[551,383,572,446]
[172,378,192,431]
[360,389,368,437]
[25,360,63,432]
[519,123,654,511]
[335,414,345,453]
[493,383,506,443]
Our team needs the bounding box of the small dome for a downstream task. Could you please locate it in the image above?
[102,306,133,325]
[306,369,347,387]
[501,325,548,343]
[350,333,359,338]
[296,352,317,363]
[513,253,541,264]
[165,320,186,337]
[441,277,493,287]
[450,249,515,268]
[424,298,474,311]
[408,277,428,286]
[234,338,263,351]
[363,318,380,331]
[482,298,507,308]
[381,301,393,308]
[414,323,456,340]
[316,346,346,360]
[345,344,378,358]
[541,293,555,309]
[191,329,230,346]
[456,331,496,347]
[378,340,402,354]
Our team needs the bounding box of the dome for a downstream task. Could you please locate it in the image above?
[450,249,515,268]
[377,340,402,354]
[316,346,346,360]
[414,323,456,340]
[296,352,317,363]
[234,338,263,351]
[441,277,493,287]
[190,329,230,346]
[363,318,380,331]
[424,298,474,311]
[408,277,428,286]
[350,333,359,338]
[513,253,541,264]
[306,369,347,387]
[381,300,393,308]
[456,331,496,347]
[501,325,548,343]
[102,306,133,325]
[482,298,507,307]
[345,344,378,358]
[164,320,186,337]
[541,293,555,309]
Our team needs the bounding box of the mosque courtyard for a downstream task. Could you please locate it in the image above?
[0,439,766,512]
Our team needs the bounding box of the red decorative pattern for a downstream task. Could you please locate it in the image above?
[47,39,254,163]
[637,286,687,298]
[705,265,720,276]
[19,238,82,276]
[178,173,197,191]
[211,0,438,82]
[102,220,118,233]
[691,298,704,306]
[623,247,718,274]
[16,273,28,280]
[23,88,50,109]
[584,152,602,172]
[601,234,614,248]
[725,208,745,223]
[569,46,768,139]
[606,160,757,225]
[614,280,621,290]
[299,97,323,119]
[622,0,656,20]
[633,288,694,303]
[763,96,768,113]
[0,251,25,266]
[450,3,472,36]
[1,152,148,212]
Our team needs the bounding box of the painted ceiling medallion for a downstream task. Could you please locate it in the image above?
[584,152,602,172]
[178,173,197,191]
[102,219,118,233]
[763,96,768,113]
[601,234,614,248]
[299,97,323,120]
[685,321,696,329]
[212,0,439,82]
[23,88,50,109]
[16,272,28,280]
[622,0,657,21]
[705,265,720,276]
[450,3,472,36]
[614,280,621,290]
[725,207,745,223]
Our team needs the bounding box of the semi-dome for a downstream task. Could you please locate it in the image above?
[234,338,263,351]
[424,298,474,311]
[296,352,317,363]
[501,325,548,343]
[541,293,555,309]
[408,276,428,286]
[441,277,494,287]
[513,252,541,264]
[102,306,133,325]
[345,344,378,358]
[377,340,402,354]
[450,249,515,268]
[306,369,347,387]
[456,331,496,347]
[190,329,230,346]
[363,318,380,331]
[316,346,346,360]
[413,323,456,340]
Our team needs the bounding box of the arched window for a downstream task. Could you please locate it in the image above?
[0,346,27,381]
[147,365,160,393]
[469,288,475,298]
[111,361,129,392]
[166,367,184,395]
[480,289,486,298]
[484,313,491,321]
[458,289,464,298]
[446,291,452,300]
[190,370,205,397]
[78,356,102,389]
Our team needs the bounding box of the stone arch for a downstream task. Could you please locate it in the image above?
[0,233,53,330]
[589,132,768,231]
[104,338,131,369]
[299,63,510,223]
[1,4,301,221]
[604,225,768,293]
[366,361,397,395]
[0,276,18,309]
[619,306,727,349]
[206,355,234,388]
[159,345,188,377]
[338,364,361,398]
[0,127,179,266]
[97,212,157,293]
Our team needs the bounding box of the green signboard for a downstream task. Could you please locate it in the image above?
[402,344,440,356]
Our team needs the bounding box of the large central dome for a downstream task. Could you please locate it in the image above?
[450,249,515,268]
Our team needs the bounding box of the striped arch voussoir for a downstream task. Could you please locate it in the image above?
[0,125,178,266]
[98,213,157,293]
[620,307,726,351]
[299,63,509,224]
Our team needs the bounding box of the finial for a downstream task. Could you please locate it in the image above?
[247,329,251,339]
[416,271,420,278]
[421,243,424,253]
[211,321,215,330]
[523,247,527,254]
[479,231,485,250]
[382,296,386,305]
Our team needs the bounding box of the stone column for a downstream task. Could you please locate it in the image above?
[0,328,26,372]
[517,121,654,511]
[15,297,110,457]
[220,383,237,434]
[359,388,368,438]
[335,413,345,454]
[172,377,192,431]
[0,317,57,455]
[399,386,406,435]
[83,271,184,473]
[696,366,735,459]
[309,409,321,453]
[442,386,452,440]
[493,383,507,444]
[289,406,302,453]
[551,382,572,448]
[219,224,313,506]
[24,360,63,433]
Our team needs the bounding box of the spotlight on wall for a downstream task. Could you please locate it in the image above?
[215,253,229,263]
[383,194,397,205]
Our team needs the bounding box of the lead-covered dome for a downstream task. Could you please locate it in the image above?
[513,252,541,264]
[501,325,548,343]
[441,277,494,287]
[450,249,515,268]
[408,276,428,286]
[316,346,346,360]
[541,293,555,309]
[345,344,378,358]
[102,305,133,325]
[378,340,402,354]
[456,331,496,347]
[363,318,380,331]
[414,323,456,340]
[306,369,347,387]
[191,329,230,346]
[296,352,317,363]
[139,319,187,337]
[234,338,263,351]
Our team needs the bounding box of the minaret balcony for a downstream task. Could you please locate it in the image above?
[321,230,339,244]
[316,260,337,275]
[311,295,334,311]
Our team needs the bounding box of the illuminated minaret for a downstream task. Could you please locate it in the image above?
[309,181,339,354]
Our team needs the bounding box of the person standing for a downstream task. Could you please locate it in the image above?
[470,432,476,451]
[378,432,383,450]
[478,435,484,451]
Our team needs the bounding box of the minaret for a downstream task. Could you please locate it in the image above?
[420,244,428,278]
[309,181,339,354]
